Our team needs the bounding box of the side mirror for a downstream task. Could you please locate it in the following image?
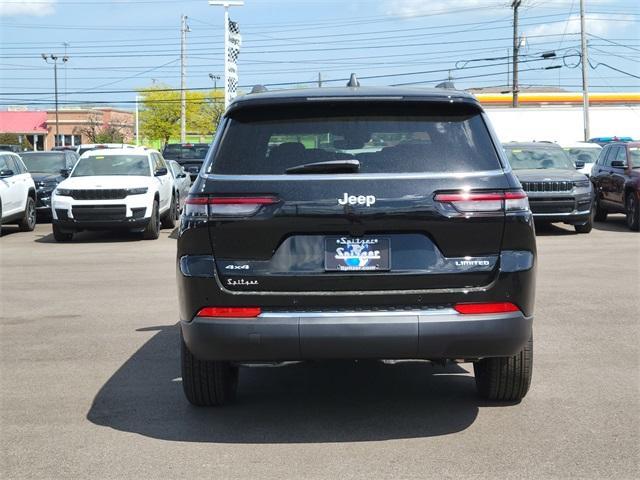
[575,161,585,169]
[154,167,168,177]
[0,169,15,178]
[60,168,70,177]
[611,160,628,169]
[177,172,186,178]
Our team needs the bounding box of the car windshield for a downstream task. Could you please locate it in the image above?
[563,147,600,164]
[163,144,209,160]
[20,153,66,173]
[71,155,150,177]
[505,146,575,170]
[211,104,501,174]
[629,147,640,168]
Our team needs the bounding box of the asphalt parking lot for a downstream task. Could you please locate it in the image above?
[1,218,638,480]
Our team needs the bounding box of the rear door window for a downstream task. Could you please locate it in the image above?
[0,155,10,171]
[210,103,501,175]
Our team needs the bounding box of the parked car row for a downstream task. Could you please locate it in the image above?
[1,146,196,239]
[500,140,639,232]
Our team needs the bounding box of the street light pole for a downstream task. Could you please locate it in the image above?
[209,73,221,91]
[42,53,68,148]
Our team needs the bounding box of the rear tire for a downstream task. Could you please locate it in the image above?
[142,200,160,240]
[181,331,238,406]
[18,197,36,232]
[52,223,73,242]
[625,192,640,231]
[161,194,176,229]
[593,195,607,222]
[474,335,533,402]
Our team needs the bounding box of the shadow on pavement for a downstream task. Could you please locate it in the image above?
[35,229,145,244]
[593,215,632,233]
[86,324,511,443]
[0,225,21,237]
[533,222,577,236]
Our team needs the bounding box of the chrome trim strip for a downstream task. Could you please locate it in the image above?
[259,309,458,318]
[202,169,506,182]
[532,209,591,217]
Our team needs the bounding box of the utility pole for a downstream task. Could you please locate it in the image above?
[507,48,510,89]
[135,95,141,146]
[42,54,68,148]
[180,14,189,143]
[580,0,591,141]
[318,72,322,87]
[512,0,521,108]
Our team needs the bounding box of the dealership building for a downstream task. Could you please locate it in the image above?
[0,108,134,150]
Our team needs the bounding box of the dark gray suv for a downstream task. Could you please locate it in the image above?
[504,142,593,233]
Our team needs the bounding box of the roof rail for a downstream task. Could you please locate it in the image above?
[250,85,268,94]
[346,73,360,87]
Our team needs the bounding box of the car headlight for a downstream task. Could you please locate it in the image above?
[574,180,590,188]
[55,188,72,196]
[126,187,148,195]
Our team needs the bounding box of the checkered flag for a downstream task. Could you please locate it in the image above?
[227,19,241,102]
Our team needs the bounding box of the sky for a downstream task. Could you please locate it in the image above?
[0,0,638,109]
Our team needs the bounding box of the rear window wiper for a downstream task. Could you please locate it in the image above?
[285,159,360,174]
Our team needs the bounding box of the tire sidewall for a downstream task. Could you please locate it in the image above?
[627,192,639,231]
[20,197,36,231]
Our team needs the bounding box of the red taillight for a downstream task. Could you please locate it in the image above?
[184,196,279,217]
[434,190,528,213]
[209,197,278,205]
[197,307,262,318]
[454,302,520,314]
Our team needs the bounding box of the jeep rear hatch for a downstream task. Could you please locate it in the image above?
[192,101,518,293]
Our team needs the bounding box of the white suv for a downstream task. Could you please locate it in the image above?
[0,152,37,233]
[51,148,176,241]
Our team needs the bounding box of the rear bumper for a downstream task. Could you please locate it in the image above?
[532,209,591,224]
[181,309,533,361]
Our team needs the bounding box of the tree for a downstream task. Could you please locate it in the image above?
[138,84,225,145]
[0,133,32,151]
[187,89,225,137]
[74,113,126,143]
[138,85,181,146]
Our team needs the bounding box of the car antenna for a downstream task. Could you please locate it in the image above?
[346,73,360,87]
[250,85,268,94]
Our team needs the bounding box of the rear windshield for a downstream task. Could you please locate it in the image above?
[163,144,209,161]
[210,104,500,174]
[505,146,575,170]
[72,155,150,177]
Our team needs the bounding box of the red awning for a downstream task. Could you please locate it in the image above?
[0,111,48,134]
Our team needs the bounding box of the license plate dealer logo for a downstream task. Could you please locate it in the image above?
[325,237,390,271]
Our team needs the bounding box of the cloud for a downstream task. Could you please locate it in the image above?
[526,13,636,37]
[0,0,57,17]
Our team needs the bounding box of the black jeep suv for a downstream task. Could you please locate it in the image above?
[177,85,537,406]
